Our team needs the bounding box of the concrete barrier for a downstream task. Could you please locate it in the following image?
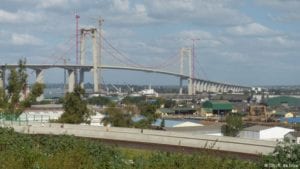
[8,122,276,155]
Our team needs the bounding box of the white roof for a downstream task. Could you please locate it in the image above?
[173,121,203,128]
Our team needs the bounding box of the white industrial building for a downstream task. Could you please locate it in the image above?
[239,125,294,141]
[152,119,203,128]
[165,124,223,136]
[284,131,300,144]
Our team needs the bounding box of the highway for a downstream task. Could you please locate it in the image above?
[1,121,276,156]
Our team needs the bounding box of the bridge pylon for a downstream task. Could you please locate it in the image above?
[179,47,193,95]
[79,27,101,93]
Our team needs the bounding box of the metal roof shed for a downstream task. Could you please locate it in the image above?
[202,101,233,116]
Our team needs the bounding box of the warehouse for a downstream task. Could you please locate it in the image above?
[239,125,294,141]
[201,101,233,117]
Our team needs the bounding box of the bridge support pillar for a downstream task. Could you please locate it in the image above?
[68,69,75,92]
[199,81,204,92]
[219,85,224,93]
[206,83,210,93]
[232,87,237,93]
[210,84,214,93]
[202,82,207,92]
[188,78,193,95]
[213,84,218,93]
[0,68,5,89]
[217,84,222,93]
[179,77,183,95]
[223,86,227,93]
[196,81,200,93]
[79,69,85,89]
[193,80,197,94]
[35,69,44,84]
[35,69,44,101]
[228,86,233,93]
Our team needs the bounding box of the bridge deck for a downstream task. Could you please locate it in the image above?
[0,64,250,88]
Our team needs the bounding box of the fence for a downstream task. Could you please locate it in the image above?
[0,113,50,126]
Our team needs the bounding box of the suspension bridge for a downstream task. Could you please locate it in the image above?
[0,19,251,96]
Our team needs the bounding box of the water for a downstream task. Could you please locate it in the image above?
[43,87,94,99]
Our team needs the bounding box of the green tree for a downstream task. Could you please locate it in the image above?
[59,86,89,124]
[164,99,176,108]
[87,96,112,106]
[0,59,44,116]
[122,96,145,105]
[260,142,300,168]
[102,104,133,127]
[160,118,165,128]
[221,114,243,137]
[133,103,160,129]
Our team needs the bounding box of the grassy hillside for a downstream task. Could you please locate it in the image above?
[0,127,259,169]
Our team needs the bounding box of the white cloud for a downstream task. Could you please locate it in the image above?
[255,0,300,22]
[256,0,300,11]
[256,36,297,49]
[145,0,251,25]
[0,10,44,23]
[104,28,135,39]
[178,30,213,40]
[112,0,130,13]
[37,0,78,8]
[105,2,155,26]
[11,33,43,45]
[226,23,277,36]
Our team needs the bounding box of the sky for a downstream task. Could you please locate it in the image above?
[0,0,300,87]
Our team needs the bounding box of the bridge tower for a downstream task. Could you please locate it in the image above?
[79,27,101,93]
[179,48,193,95]
[78,18,103,93]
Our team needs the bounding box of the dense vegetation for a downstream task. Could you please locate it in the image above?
[0,127,261,169]
[102,103,133,127]
[87,96,112,106]
[98,96,165,128]
[259,142,300,168]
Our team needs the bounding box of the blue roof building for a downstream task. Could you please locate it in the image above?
[280,117,300,123]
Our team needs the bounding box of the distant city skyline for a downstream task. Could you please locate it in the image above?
[1,0,300,86]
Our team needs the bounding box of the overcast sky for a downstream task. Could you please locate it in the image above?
[0,0,299,86]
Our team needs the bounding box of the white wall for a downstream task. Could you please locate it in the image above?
[239,131,260,140]
[260,127,294,141]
